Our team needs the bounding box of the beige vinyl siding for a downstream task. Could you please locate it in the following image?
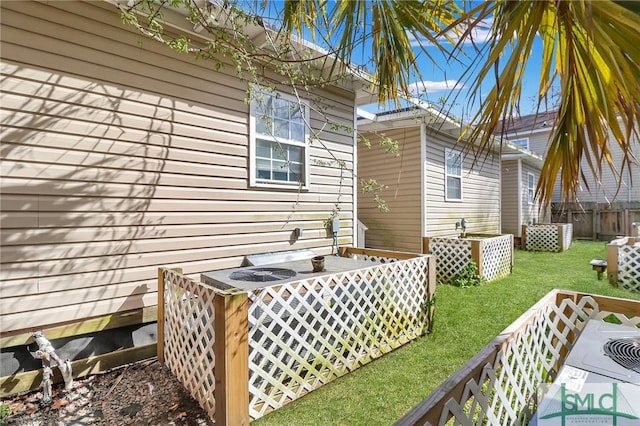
[425,132,501,236]
[521,163,543,226]
[357,127,422,253]
[501,159,520,236]
[526,131,551,158]
[1,1,356,332]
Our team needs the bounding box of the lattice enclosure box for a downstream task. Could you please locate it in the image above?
[395,290,640,426]
[423,234,514,282]
[158,247,436,424]
[522,223,573,252]
[607,236,640,292]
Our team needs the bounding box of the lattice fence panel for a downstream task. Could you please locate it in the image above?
[247,257,431,419]
[618,244,640,292]
[438,295,603,426]
[525,225,559,252]
[429,237,472,281]
[480,236,513,282]
[162,270,217,419]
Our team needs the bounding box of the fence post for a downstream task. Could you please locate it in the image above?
[157,268,165,363]
[471,240,483,278]
[521,225,527,250]
[427,255,436,333]
[556,224,564,252]
[607,242,619,285]
[422,237,430,254]
[214,292,250,426]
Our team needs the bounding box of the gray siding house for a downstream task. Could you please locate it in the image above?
[1,1,367,334]
[500,145,545,238]
[501,111,640,206]
[357,108,502,253]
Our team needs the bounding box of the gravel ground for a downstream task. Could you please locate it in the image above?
[3,358,214,425]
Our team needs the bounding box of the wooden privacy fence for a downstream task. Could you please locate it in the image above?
[395,290,640,426]
[158,248,436,425]
[521,223,573,252]
[607,236,640,292]
[551,203,640,241]
[422,235,514,282]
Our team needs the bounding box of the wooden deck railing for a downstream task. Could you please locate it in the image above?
[158,248,436,425]
[395,290,640,426]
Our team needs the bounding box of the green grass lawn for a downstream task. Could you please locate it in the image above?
[253,240,640,426]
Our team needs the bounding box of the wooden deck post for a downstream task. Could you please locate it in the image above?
[214,292,250,426]
[422,237,430,254]
[471,240,483,278]
[426,255,436,333]
[607,242,619,285]
[157,268,165,363]
[556,224,563,252]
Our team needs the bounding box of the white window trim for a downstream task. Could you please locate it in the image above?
[511,137,530,150]
[445,148,463,202]
[527,172,535,205]
[249,90,311,190]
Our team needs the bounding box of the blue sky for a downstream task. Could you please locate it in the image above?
[250,1,555,121]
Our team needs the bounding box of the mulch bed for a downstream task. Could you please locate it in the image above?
[3,358,214,425]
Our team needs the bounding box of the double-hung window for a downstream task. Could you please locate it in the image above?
[527,173,535,205]
[445,148,462,201]
[511,138,529,150]
[250,90,310,189]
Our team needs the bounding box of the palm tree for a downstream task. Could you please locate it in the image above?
[117,0,640,207]
[282,0,640,207]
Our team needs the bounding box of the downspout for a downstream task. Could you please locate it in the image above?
[518,159,523,237]
[352,103,359,247]
[420,122,427,244]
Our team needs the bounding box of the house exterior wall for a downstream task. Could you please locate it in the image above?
[0,1,357,333]
[357,127,422,253]
[508,117,640,206]
[522,162,544,226]
[501,159,520,236]
[424,131,501,237]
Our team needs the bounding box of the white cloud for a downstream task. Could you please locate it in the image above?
[408,17,494,47]
[408,80,464,95]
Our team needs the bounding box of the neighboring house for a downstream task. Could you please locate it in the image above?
[500,111,640,206]
[0,1,367,334]
[500,142,546,238]
[357,107,503,253]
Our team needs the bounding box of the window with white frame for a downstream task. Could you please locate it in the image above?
[511,138,529,150]
[527,172,535,204]
[445,148,462,201]
[250,90,309,188]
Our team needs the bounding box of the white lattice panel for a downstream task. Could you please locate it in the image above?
[438,295,608,425]
[618,245,640,292]
[481,235,513,281]
[430,237,472,281]
[525,225,559,252]
[247,257,431,419]
[162,270,217,419]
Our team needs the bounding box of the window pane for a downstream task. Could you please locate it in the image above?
[290,163,302,181]
[289,145,303,163]
[256,139,271,158]
[273,160,288,181]
[446,151,461,175]
[290,122,304,142]
[274,118,288,139]
[256,159,271,180]
[447,177,461,199]
[274,98,290,119]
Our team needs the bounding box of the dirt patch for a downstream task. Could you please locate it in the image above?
[3,358,214,425]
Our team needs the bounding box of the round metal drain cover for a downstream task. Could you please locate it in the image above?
[230,267,297,282]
